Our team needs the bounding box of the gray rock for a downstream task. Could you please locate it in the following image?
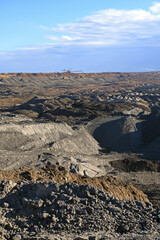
[42,212,50,219]
[12,234,22,240]
[74,237,88,240]
[3,202,9,208]
[37,199,44,207]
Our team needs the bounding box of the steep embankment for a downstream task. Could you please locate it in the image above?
[91,116,142,152]
[0,122,99,155]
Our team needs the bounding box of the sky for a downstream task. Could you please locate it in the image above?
[0,0,160,72]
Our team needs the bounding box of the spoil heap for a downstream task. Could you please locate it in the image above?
[0,180,159,240]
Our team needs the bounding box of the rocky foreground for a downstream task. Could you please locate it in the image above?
[0,179,159,240]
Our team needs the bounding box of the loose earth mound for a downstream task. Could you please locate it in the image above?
[0,177,159,239]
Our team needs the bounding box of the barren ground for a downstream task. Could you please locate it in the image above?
[0,72,159,239]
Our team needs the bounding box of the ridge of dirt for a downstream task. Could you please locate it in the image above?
[1,71,159,78]
[0,164,149,202]
[0,72,140,78]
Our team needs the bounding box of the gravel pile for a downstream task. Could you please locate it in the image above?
[0,180,159,240]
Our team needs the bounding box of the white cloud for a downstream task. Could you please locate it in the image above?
[18,43,56,51]
[150,2,160,13]
[46,35,60,41]
[61,35,84,41]
[42,2,160,47]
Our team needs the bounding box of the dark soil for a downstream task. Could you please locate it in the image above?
[3,96,139,125]
[110,158,160,172]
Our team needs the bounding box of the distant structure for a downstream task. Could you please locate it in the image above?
[61,68,83,73]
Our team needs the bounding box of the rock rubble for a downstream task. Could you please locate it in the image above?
[0,180,159,239]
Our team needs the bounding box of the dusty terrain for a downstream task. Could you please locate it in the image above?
[0,72,160,239]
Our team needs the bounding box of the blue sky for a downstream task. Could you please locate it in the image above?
[0,0,160,72]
